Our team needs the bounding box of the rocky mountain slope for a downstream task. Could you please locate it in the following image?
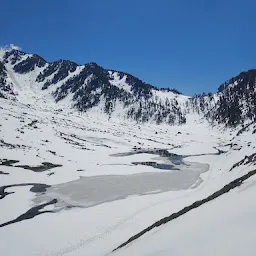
[191,70,256,126]
[1,46,256,127]
[0,47,188,125]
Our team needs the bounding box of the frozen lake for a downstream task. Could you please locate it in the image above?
[34,161,209,209]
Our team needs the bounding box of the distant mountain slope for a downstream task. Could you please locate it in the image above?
[0,61,15,99]
[0,45,255,126]
[0,47,187,125]
[191,70,256,126]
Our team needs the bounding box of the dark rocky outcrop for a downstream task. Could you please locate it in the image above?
[0,61,14,98]
[229,153,256,171]
[13,55,46,73]
[0,199,57,228]
[0,183,50,200]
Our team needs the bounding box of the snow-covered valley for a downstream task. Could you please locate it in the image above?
[0,46,256,256]
[1,93,256,256]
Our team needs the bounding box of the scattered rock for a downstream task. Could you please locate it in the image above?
[16,162,62,172]
[0,199,57,228]
[230,153,256,171]
[47,150,56,155]
[0,159,20,166]
[0,170,9,175]
[28,119,38,127]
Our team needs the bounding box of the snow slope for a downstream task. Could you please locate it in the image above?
[0,45,256,256]
[0,89,255,256]
[0,46,189,124]
[113,174,256,256]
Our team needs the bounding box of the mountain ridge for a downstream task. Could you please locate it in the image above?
[0,46,255,126]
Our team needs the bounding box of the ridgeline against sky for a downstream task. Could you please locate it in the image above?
[1,0,256,95]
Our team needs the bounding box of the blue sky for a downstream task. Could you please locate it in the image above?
[1,0,256,95]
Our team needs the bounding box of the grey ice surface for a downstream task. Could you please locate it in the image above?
[34,161,209,209]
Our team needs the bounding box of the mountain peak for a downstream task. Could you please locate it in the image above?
[87,62,100,67]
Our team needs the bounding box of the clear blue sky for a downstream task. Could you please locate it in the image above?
[1,0,256,95]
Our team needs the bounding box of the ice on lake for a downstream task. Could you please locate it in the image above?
[34,161,209,209]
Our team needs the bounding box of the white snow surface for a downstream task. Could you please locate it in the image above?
[0,49,191,123]
[114,175,256,256]
[108,71,131,93]
[0,92,255,256]
[0,49,256,256]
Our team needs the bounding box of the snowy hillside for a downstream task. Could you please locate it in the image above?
[0,45,256,256]
[2,45,256,126]
[0,46,188,125]
[190,70,256,126]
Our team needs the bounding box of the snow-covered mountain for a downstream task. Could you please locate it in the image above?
[1,46,256,127]
[0,46,189,125]
[1,45,256,256]
[190,70,256,126]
